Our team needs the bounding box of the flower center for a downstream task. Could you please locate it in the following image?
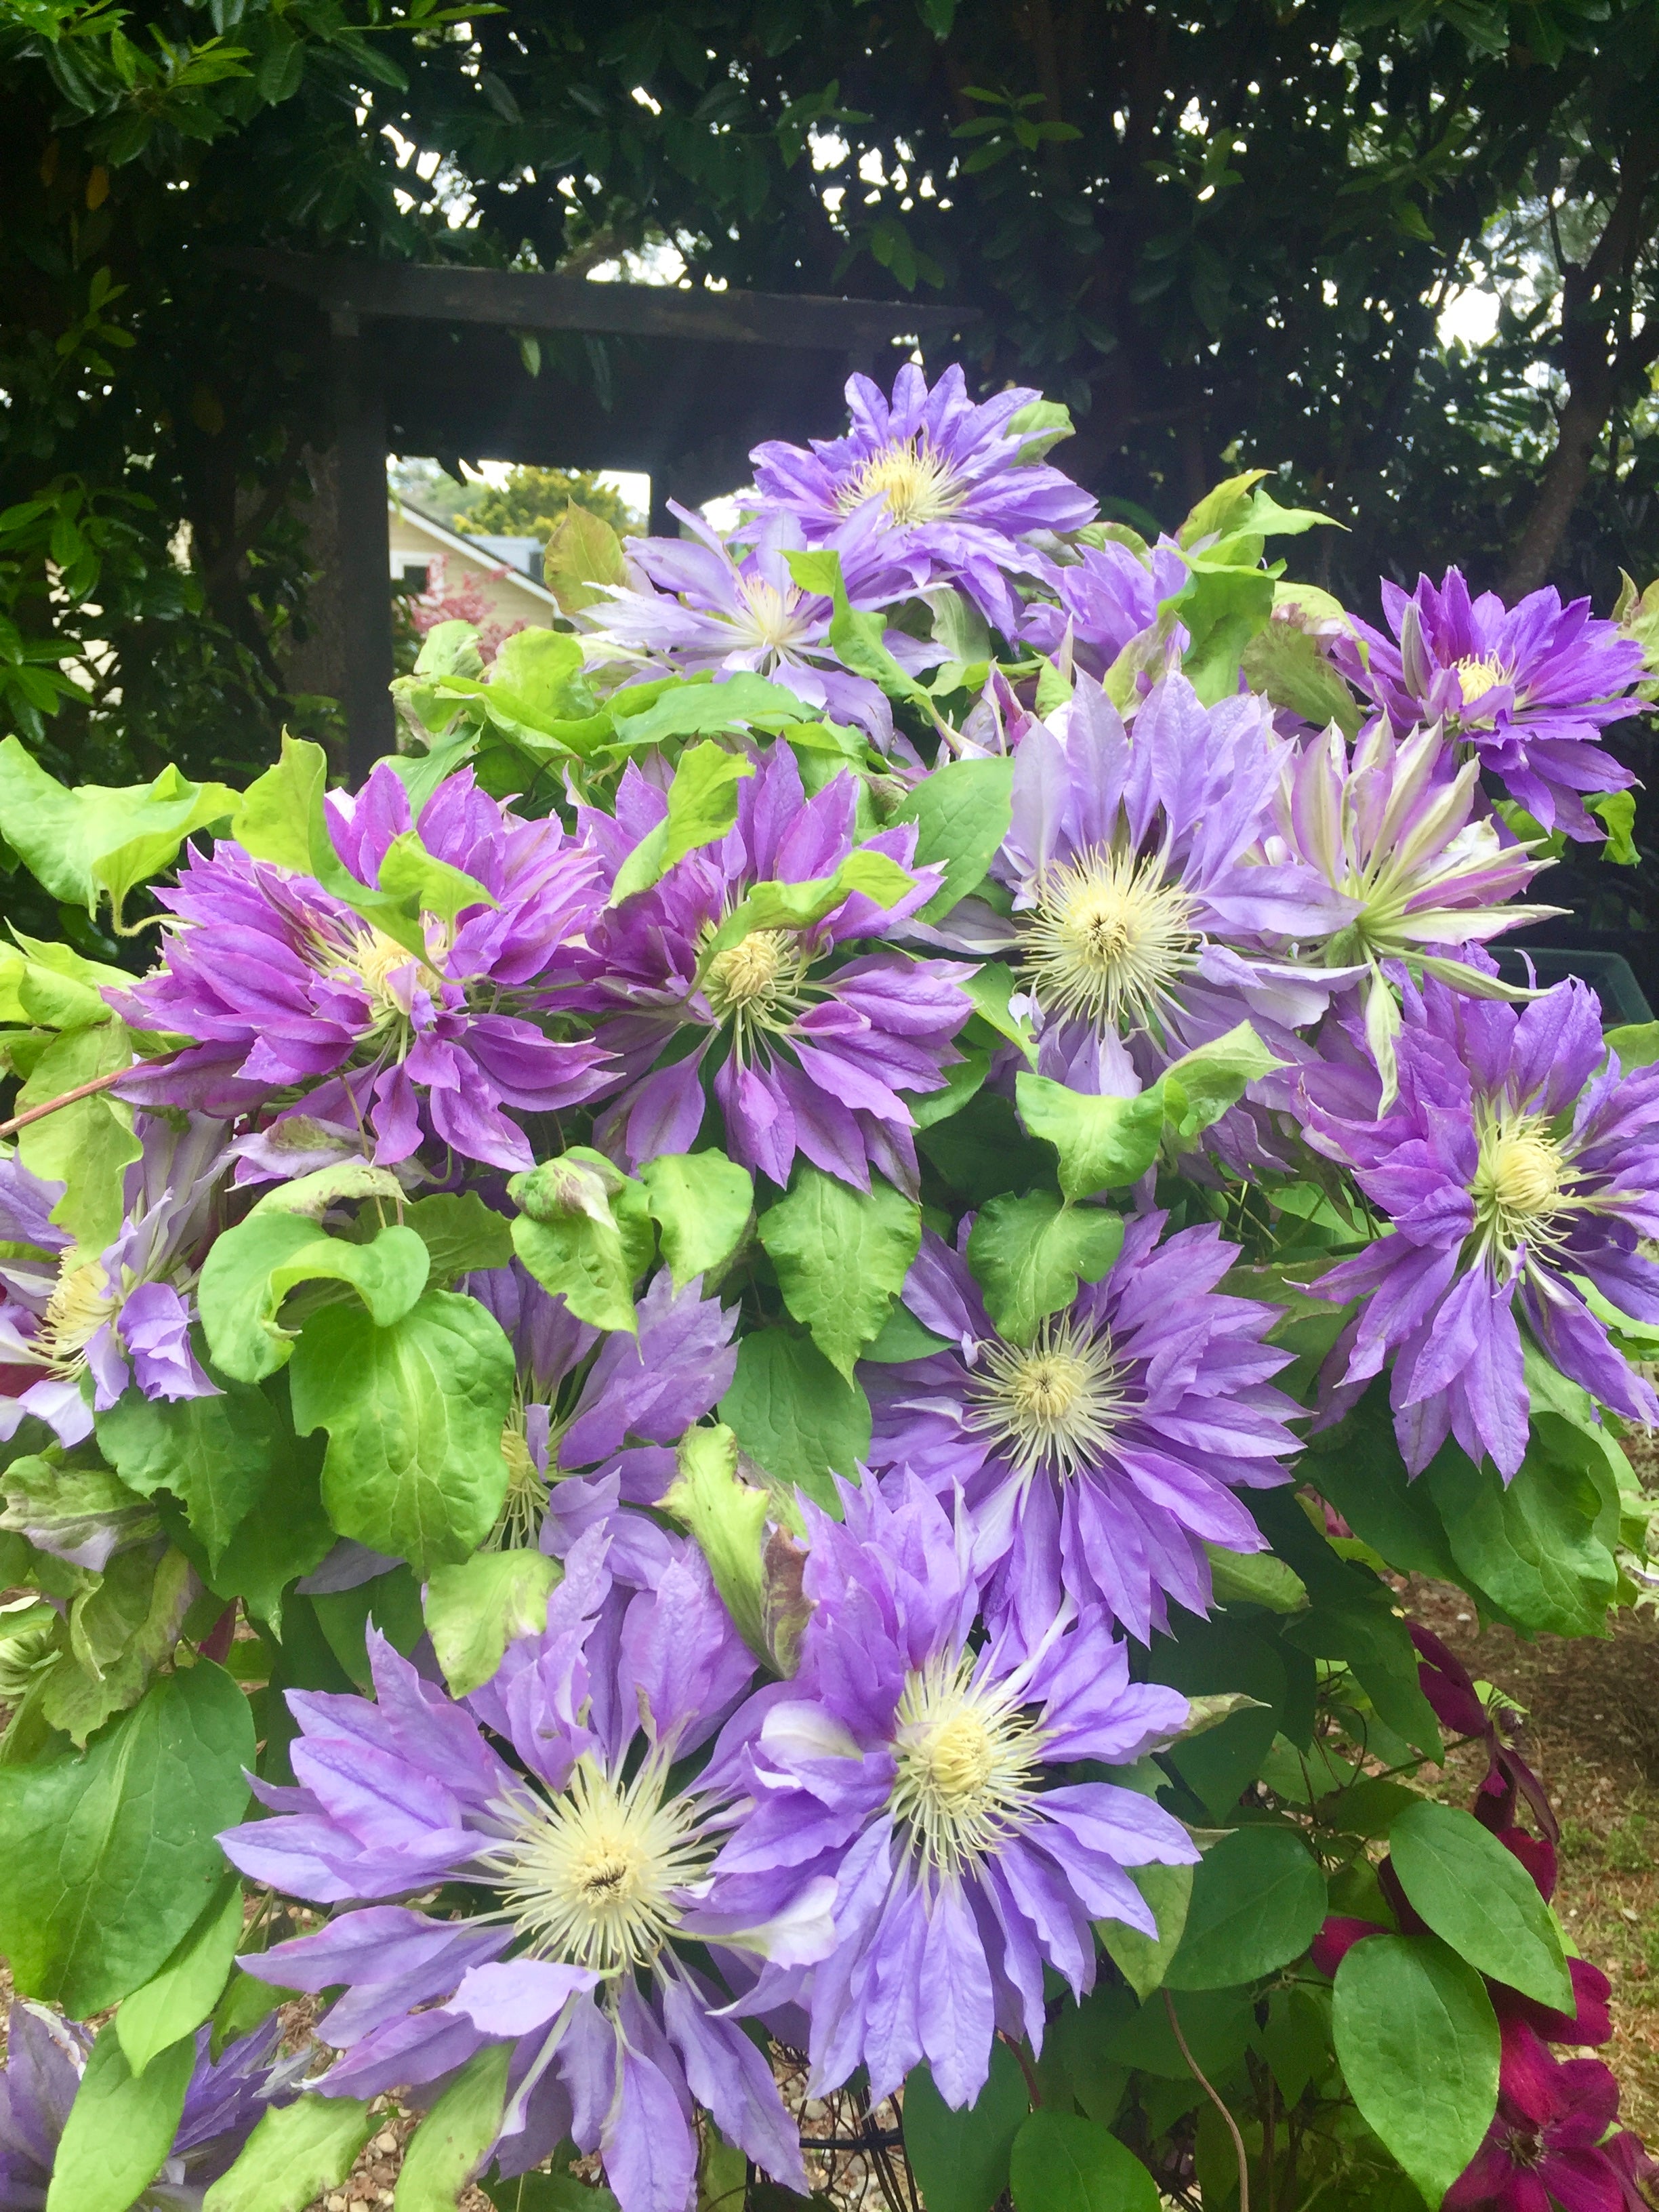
[889,1653,1044,1875]
[969,1315,1130,1480]
[837,436,965,528]
[1452,653,1511,720]
[321,926,446,1043]
[480,1754,712,1976]
[1499,2126,1546,2173]
[489,1417,547,1551]
[738,577,807,652]
[1469,1109,1572,1261]
[40,1261,117,1376]
[701,928,811,1048]
[1022,844,1199,1036]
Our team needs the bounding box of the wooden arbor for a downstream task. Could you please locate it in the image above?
[234,251,980,777]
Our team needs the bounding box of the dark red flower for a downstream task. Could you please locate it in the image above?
[1448,2020,1624,2212]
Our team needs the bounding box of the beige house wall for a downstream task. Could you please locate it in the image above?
[386,501,563,632]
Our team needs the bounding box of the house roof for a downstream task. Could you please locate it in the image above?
[389,501,564,613]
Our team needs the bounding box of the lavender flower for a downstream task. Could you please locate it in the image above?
[962,672,1356,1095]
[0,2005,295,2211]
[0,1115,226,1450]
[1303,974,1659,1477]
[114,766,611,1174]
[750,364,1097,634]
[1268,721,1561,1097]
[465,1258,738,1541]
[863,1213,1300,1644]
[1332,569,1645,838]
[709,1478,1196,2109]
[1018,535,1189,682]
[581,744,971,1194]
[580,506,936,747]
[221,1537,834,2212]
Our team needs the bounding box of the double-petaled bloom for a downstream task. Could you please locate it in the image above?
[750,363,1097,634]
[113,765,612,1174]
[579,506,937,751]
[1332,568,1644,839]
[220,1536,835,2212]
[953,672,1355,1099]
[705,1478,1196,2110]
[1017,535,1189,684]
[1267,720,1561,1101]
[0,2005,298,2209]
[1303,975,1659,1477]
[0,1114,225,1455]
[862,1212,1300,1644]
[464,1259,737,1544]
[580,744,972,1194]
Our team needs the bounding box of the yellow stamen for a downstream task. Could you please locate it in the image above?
[970,1314,1130,1481]
[837,437,965,528]
[889,1653,1045,1875]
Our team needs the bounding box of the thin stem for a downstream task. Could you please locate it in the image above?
[1164,1990,1249,2212]
[1000,2028,1044,2108]
[0,1056,172,1140]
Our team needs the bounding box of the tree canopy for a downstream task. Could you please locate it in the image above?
[2,0,1656,802]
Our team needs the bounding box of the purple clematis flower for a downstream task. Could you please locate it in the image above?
[580,743,972,1194]
[1018,535,1189,683]
[220,1534,836,2212]
[1266,720,1562,1101]
[953,672,1357,1097]
[1332,569,1645,839]
[0,1114,226,1454]
[706,1477,1196,2110]
[0,2005,298,2211]
[464,1258,738,1538]
[113,765,612,1174]
[579,505,937,750]
[862,1211,1300,1645]
[1303,973,1659,1477]
[750,364,1097,634]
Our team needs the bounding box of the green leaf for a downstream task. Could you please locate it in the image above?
[1106,1986,1254,2081]
[230,733,336,880]
[424,1549,560,1697]
[15,1019,140,1254]
[0,1660,254,2015]
[376,831,495,930]
[960,962,1037,1063]
[903,2041,1030,2212]
[1607,1021,1659,1071]
[210,1965,293,2061]
[862,1298,951,1363]
[1099,1860,1194,2000]
[1424,1424,1616,1637]
[1204,1544,1309,1613]
[1010,2108,1158,2212]
[1589,788,1639,864]
[203,2094,378,2212]
[510,1152,651,1335]
[893,758,1015,922]
[1303,1393,1463,1584]
[1176,471,1272,549]
[1008,397,1077,462]
[311,1566,425,1692]
[401,1192,516,1284]
[720,1330,871,1511]
[758,1167,921,1380]
[1148,1619,1290,1819]
[1388,1799,1571,2009]
[159,1429,332,1638]
[96,1376,282,1570]
[607,672,819,752]
[638,1152,754,1288]
[1240,621,1362,738]
[46,2020,196,2212]
[246,1163,406,1221]
[396,2041,511,2211]
[1161,1023,1284,1141]
[0,935,126,1029]
[661,1424,772,1662]
[1164,1826,1326,1989]
[541,506,627,617]
[966,1191,1124,1344]
[0,1456,160,1584]
[287,1290,515,1574]
[699,851,916,962]
[117,1874,244,2075]
[610,741,757,904]
[1015,1075,1164,1199]
[1332,1933,1498,2208]
[197,1216,432,1384]
[0,735,237,920]
[1166,565,1276,705]
[43,1543,197,1747]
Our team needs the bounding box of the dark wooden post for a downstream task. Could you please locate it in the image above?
[329,310,395,783]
